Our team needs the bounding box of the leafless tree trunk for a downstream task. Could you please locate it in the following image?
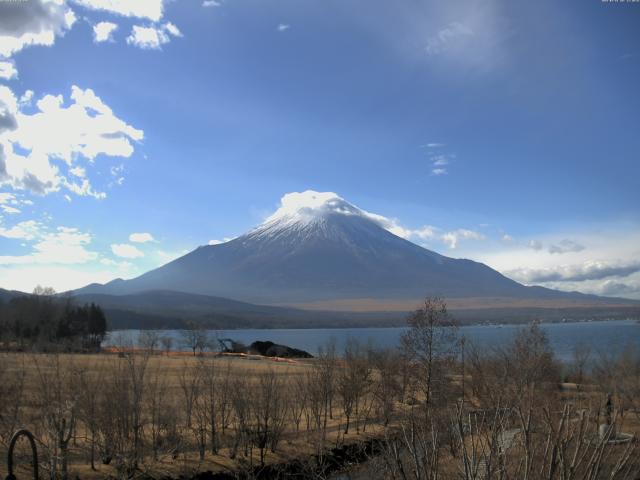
[402,297,458,407]
[33,354,77,480]
[74,361,103,470]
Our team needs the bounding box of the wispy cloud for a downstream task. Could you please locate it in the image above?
[507,260,640,283]
[425,22,473,56]
[277,24,291,32]
[501,234,514,243]
[528,240,544,251]
[431,155,450,166]
[548,239,585,255]
[426,147,455,176]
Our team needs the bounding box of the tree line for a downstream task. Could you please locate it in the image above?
[0,286,107,351]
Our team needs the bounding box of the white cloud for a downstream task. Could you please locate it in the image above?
[0,225,97,265]
[277,24,290,32]
[0,192,16,204]
[0,0,76,57]
[468,227,640,299]
[93,21,117,42]
[0,86,18,134]
[69,166,85,178]
[1,85,143,196]
[202,0,221,6]
[528,240,544,251]
[428,149,455,176]
[129,232,155,243]
[19,90,34,107]
[0,61,17,80]
[507,260,640,284]
[71,0,164,22]
[426,22,473,56]
[0,220,41,240]
[441,229,485,249]
[502,234,514,243]
[0,192,33,215]
[548,239,585,255]
[63,177,106,199]
[597,279,639,297]
[100,257,131,267]
[126,22,181,50]
[163,22,181,38]
[111,243,144,259]
[1,205,20,214]
[208,236,235,245]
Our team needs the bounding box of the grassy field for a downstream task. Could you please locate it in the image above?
[0,350,388,479]
[2,322,640,480]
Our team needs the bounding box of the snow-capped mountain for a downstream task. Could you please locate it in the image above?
[76,191,597,308]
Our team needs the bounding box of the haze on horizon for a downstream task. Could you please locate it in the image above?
[0,0,639,299]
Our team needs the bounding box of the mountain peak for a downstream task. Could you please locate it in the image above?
[263,191,363,226]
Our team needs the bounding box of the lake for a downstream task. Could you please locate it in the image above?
[105,319,640,363]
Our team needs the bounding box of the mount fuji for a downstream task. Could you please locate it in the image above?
[74,191,635,320]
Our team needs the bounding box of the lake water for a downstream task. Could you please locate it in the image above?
[105,319,640,363]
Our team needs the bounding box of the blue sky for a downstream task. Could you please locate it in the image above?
[0,0,639,298]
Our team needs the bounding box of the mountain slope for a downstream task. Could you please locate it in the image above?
[72,290,405,328]
[0,288,28,303]
[75,191,613,307]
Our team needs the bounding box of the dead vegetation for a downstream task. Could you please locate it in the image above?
[1,297,640,479]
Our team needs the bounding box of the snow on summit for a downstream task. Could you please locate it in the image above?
[260,190,416,241]
[263,191,362,225]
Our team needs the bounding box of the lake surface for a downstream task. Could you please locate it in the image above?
[105,319,640,362]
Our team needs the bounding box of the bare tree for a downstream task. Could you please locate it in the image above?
[181,322,209,356]
[402,297,458,407]
[338,338,372,434]
[125,350,150,469]
[250,369,288,466]
[138,330,161,354]
[160,335,174,355]
[33,354,77,480]
[74,361,103,470]
[229,376,250,460]
[178,360,201,429]
[372,348,401,427]
[145,363,170,461]
[571,341,592,386]
[309,340,337,459]
[289,372,308,435]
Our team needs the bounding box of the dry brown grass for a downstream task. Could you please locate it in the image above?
[1,351,385,480]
